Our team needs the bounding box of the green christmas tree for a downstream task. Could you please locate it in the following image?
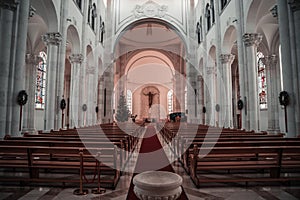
[115,93,130,122]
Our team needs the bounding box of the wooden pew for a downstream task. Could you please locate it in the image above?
[0,145,121,189]
[181,139,300,174]
[189,145,300,188]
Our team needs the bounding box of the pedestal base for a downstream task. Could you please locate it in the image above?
[133,171,183,200]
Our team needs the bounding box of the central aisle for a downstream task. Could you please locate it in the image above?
[126,125,188,199]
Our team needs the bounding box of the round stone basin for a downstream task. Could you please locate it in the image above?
[133,171,183,200]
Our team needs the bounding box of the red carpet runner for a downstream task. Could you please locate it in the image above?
[126,126,188,200]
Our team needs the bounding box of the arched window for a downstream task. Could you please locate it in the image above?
[205,4,211,31]
[185,86,187,113]
[91,3,97,31]
[35,51,47,109]
[127,90,132,114]
[99,16,105,44]
[75,0,82,10]
[87,0,92,24]
[168,90,173,114]
[220,0,227,10]
[199,16,203,41]
[196,17,203,44]
[257,52,267,109]
[210,0,215,24]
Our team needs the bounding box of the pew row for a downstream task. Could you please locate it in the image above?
[189,145,300,187]
[0,145,121,189]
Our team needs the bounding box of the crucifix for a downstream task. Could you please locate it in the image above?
[143,91,157,108]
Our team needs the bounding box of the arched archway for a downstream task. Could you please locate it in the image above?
[25,1,58,131]
[223,26,239,128]
[31,0,58,32]
[112,18,188,123]
[63,25,81,128]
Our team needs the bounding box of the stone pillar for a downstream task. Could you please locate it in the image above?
[198,75,205,124]
[174,72,185,113]
[42,32,62,131]
[23,54,41,133]
[187,74,197,124]
[235,0,247,130]
[69,54,83,128]
[220,54,235,128]
[97,76,104,123]
[186,57,197,124]
[290,0,300,135]
[0,1,19,136]
[277,0,297,136]
[102,71,113,123]
[56,0,68,130]
[263,55,280,133]
[85,67,96,126]
[10,0,30,136]
[206,67,216,126]
[243,33,262,131]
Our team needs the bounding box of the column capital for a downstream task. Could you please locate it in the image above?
[25,54,42,65]
[243,33,263,47]
[99,76,105,82]
[289,0,300,11]
[270,5,278,18]
[206,67,216,75]
[42,32,62,46]
[197,75,203,82]
[263,55,278,69]
[29,5,36,18]
[69,54,84,64]
[86,67,95,74]
[220,54,235,64]
[0,0,19,10]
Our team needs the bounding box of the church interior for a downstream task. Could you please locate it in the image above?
[0,0,300,199]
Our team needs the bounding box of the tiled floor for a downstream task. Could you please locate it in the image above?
[1,133,300,200]
[1,170,299,200]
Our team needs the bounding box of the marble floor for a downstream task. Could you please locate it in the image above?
[0,133,300,200]
[1,165,300,200]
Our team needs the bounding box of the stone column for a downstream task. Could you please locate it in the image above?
[235,0,247,130]
[102,70,113,123]
[11,0,31,136]
[56,0,68,130]
[243,33,262,131]
[23,54,41,133]
[290,0,300,134]
[220,54,235,128]
[85,67,95,126]
[198,75,205,124]
[97,76,104,123]
[206,67,216,126]
[0,1,19,136]
[174,72,185,113]
[69,54,83,128]
[186,58,197,123]
[263,55,280,133]
[42,32,62,131]
[277,0,297,136]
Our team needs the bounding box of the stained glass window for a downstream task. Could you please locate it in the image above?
[220,0,228,10]
[75,0,82,10]
[257,52,267,109]
[168,90,173,114]
[35,51,47,109]
[127,90,132,113]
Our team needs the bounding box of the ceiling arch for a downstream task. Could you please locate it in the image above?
[113,18,187,60]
